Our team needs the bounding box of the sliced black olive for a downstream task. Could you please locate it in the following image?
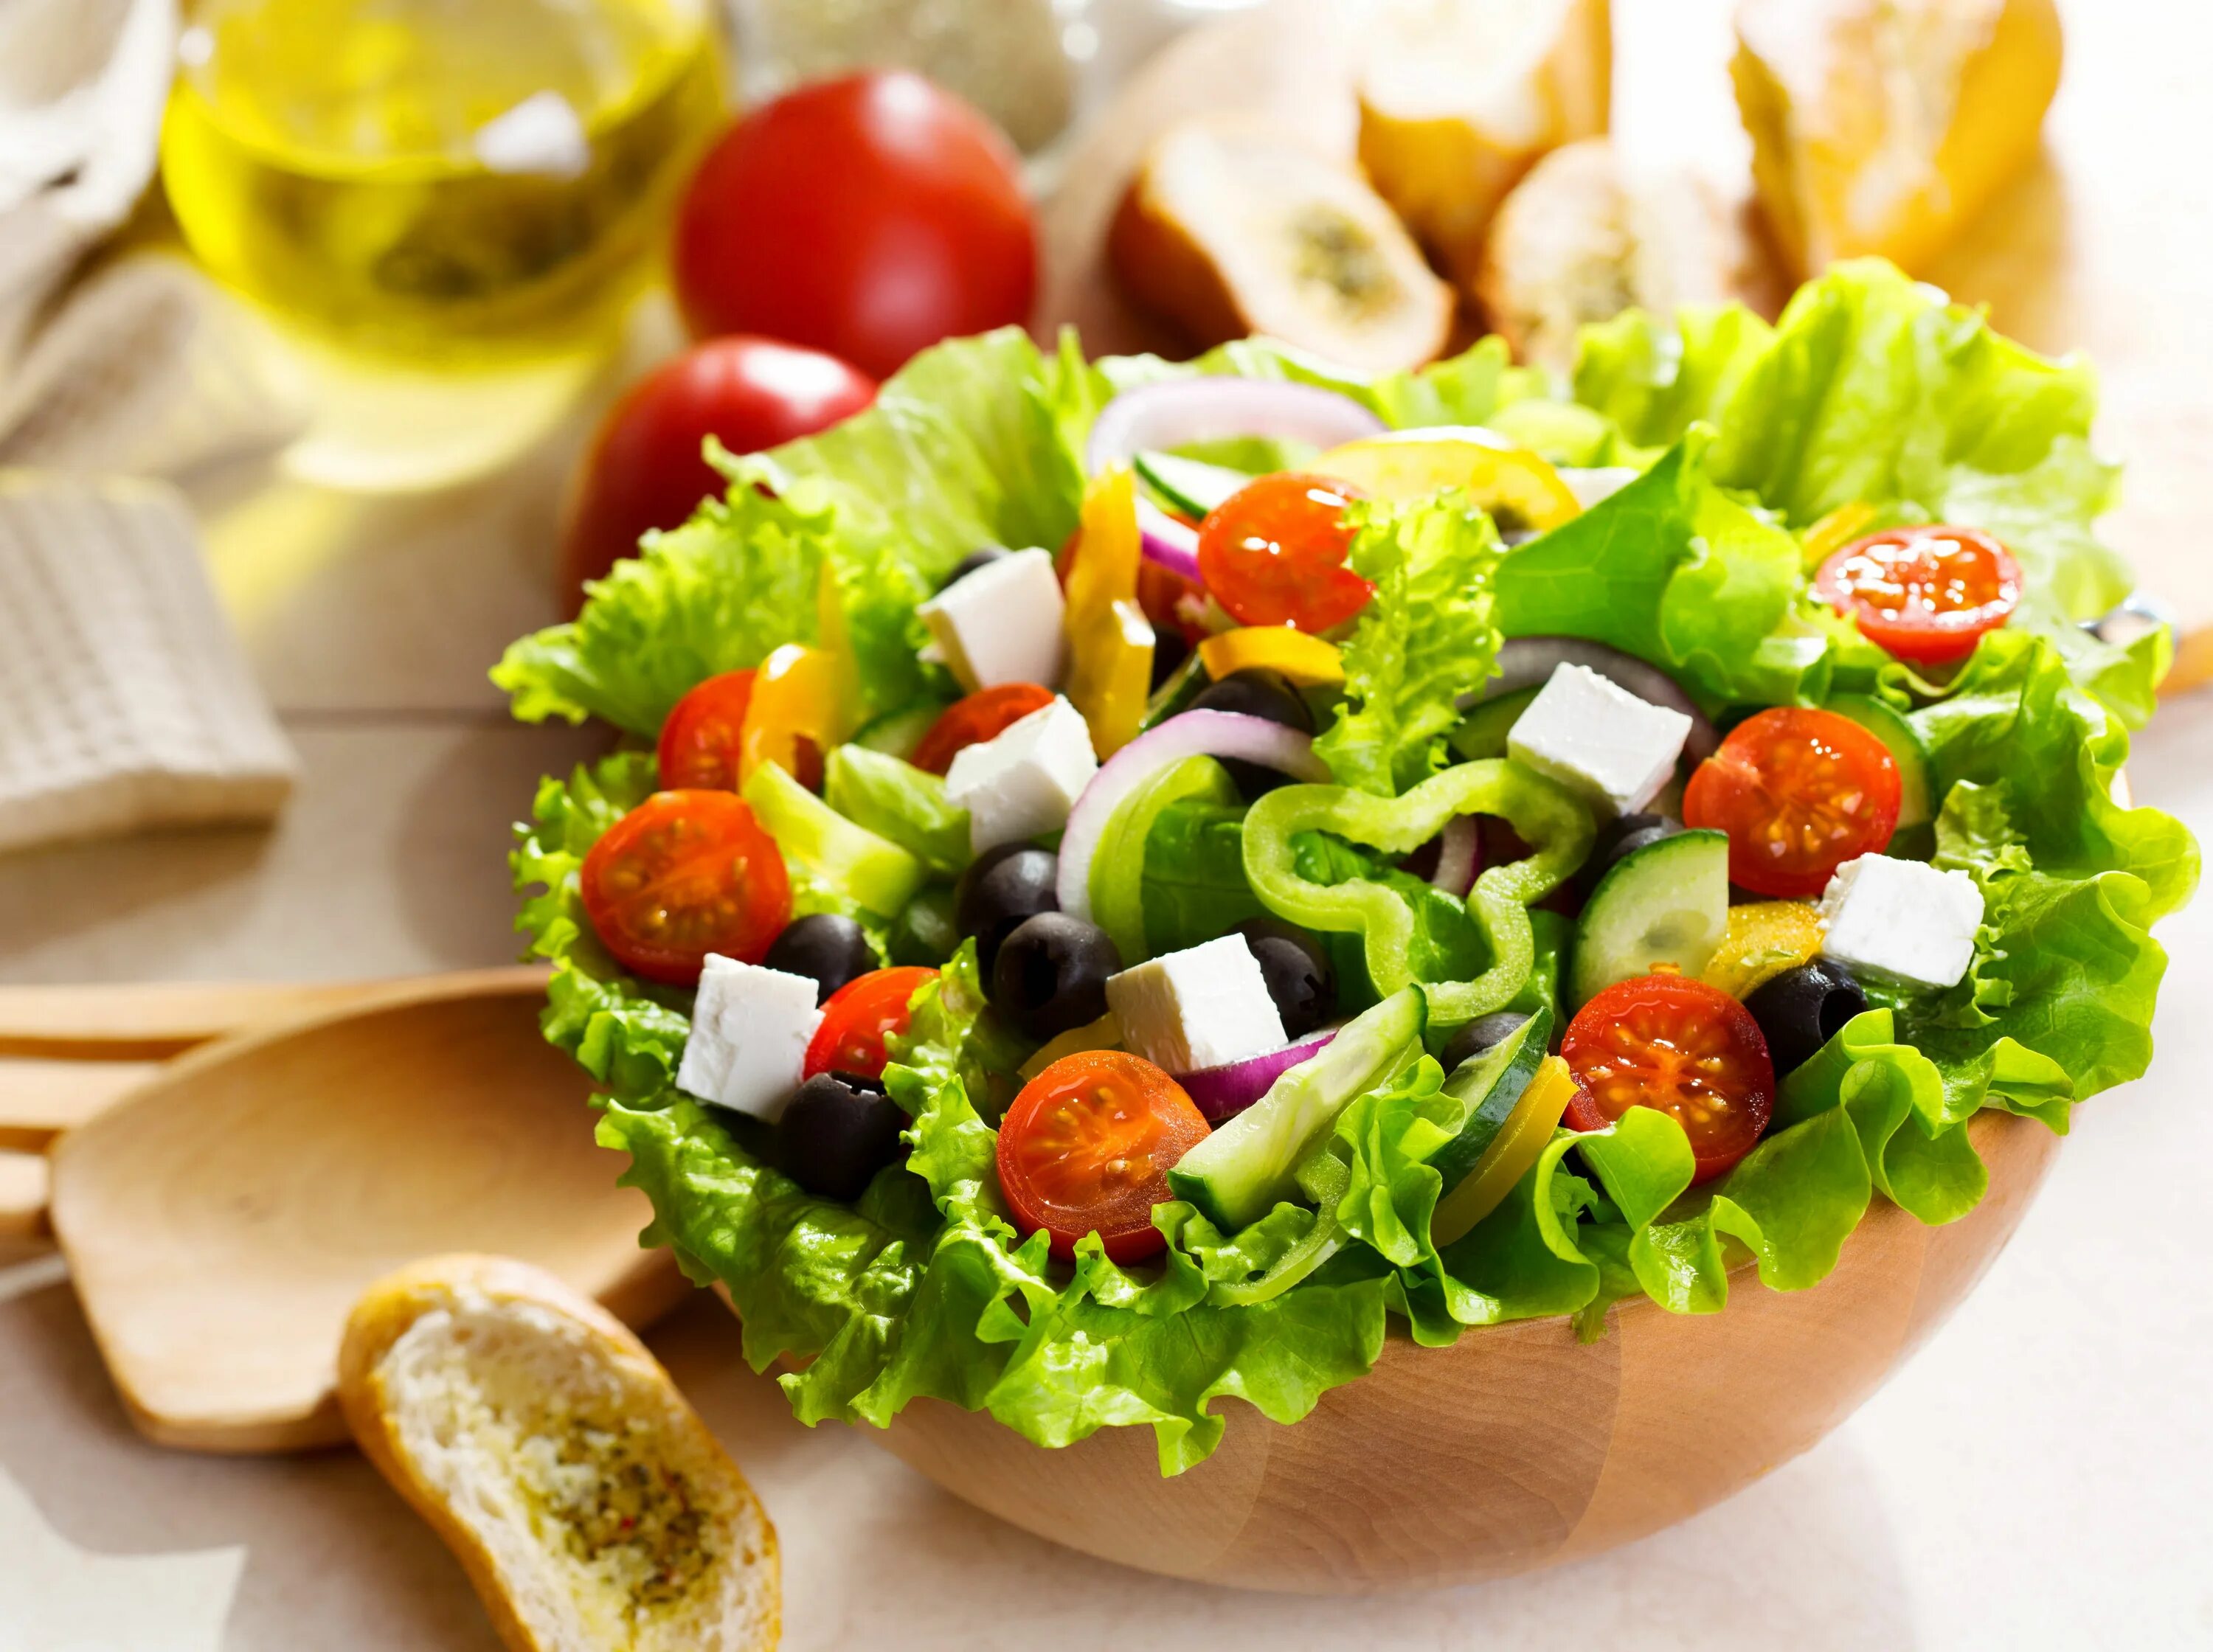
[1743,960,1868,1077]
[1189,669,1315,799]
[763,913,877,1004]
[941,546,1009,589]
[991,913,1122,1040]
[1573,812,1684,902]
[1440,1011,1533,1073]
[776,1072,907,1201]
[954,844,1059,975]
[1149,626,1192,691]
[1232,917,1335,1038]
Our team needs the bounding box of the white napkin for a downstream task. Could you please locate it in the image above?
[0,0,307,854]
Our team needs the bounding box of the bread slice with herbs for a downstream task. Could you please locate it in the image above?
[339,1254,778,1652]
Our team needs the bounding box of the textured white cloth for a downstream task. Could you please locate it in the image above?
[0,0,305,853]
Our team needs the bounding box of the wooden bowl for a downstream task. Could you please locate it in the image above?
[846,1110,2054,1592]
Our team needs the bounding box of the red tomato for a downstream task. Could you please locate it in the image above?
[657,670,756,791]
[804,966,940,1081]
[559,336,876,614]
[1196,472,1372,631]
[995,1052,1211,1263]
[1684,708,1902,899]
[1815,524,2023,665]
[580,791,792,985]
[1562,975,1776,1183]
[908,684,1056,775]
[672,72,1037,381]
[1137,556,1211,645]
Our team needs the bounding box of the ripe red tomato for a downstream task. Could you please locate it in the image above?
[908,683,1056,775]
[672,72,1037,381]
[804,966,940,1081]
[1815,524,2023,664]
[995,1052,1211,1263]
[1562,974,1776,1183]
[1684,707,1902,899]
[1196,472,1372,631]
[657,670,756,791]
[580,792,792,985]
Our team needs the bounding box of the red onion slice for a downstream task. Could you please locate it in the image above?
[1177,1028,1337,1122]
[1429,815,1480,896]
[1139,507,1202,583]
[1480,636,1720,763]
[1057,709,1331,921]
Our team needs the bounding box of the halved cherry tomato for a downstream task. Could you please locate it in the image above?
[1815,524,2023,664]
[1196,472,1371,632]
[1562,974,1775,1183]
[909,683,1056,775]
[657,670,757,791]
[804,965,939,1081]
[1684,707,1902,899]
[995,1051,1210,1262]
[581,791,792,985]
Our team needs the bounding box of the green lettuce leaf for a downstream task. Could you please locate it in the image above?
[824,746,972,880]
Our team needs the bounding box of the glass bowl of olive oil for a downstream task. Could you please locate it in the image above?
[163,0,724,489]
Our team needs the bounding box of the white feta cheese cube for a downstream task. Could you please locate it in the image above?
[943,695,1098,853]
[1507,662,1694,816]
[1106,935,1288,1073]
[676,955,822,1122]
[917,547,1068,692]
[1818,854,1984,992]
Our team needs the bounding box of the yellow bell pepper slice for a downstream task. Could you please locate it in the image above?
[1430,1055,1579,1246]
[1700,900,1826,999]
[1064,467,1155,757]
[1312,428,1582,535]
[1197,627,1346,688]
[1016,1012,1125,1081]
[738,642,852,785]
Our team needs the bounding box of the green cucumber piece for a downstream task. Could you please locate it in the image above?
[1826,693,1934,828]
[1135,451,1251,518]
[853,704,943,760]
[741,761,924,917]
[1428,1007,1552,1197]
[1449,687,1539,761]
[1167,987,1425,1231]
[1568,828,1730,1007]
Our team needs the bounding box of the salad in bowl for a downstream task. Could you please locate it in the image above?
[499,260,2196,1485]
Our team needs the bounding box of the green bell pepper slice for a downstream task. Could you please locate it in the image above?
[1089,753,1241,964]
[1241,759,1593,1023]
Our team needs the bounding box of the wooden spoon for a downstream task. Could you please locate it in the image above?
[46,970,687,1453]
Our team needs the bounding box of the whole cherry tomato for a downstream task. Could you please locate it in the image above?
[1684,707,1902,899]
[995,1052,1210,1262]
[1814,524,2023,665]
[803,966,941,1081]
[560,336,876,614]
[658,670,756,791]
[908,683,1056,775]
[672,72,1037,381]
[580,791,792,985]
[1196,472,1372,631]
[1562,974,1776,1183]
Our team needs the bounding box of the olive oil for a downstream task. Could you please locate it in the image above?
[162,0,723,366]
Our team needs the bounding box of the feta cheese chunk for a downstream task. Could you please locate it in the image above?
[1106,936,1288,1073]
[676,955,822,1122]
[943,694,1098,853]
[917,547,1069,692]
[1818,854,1984,991]
[1508,662,1694,816]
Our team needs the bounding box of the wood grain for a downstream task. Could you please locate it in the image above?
[851,1111,2054,1593]
[46,973,682,1454]
[0,1058,162,1149]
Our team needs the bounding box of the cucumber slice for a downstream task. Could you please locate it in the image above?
[1825,694,1934,828]
[1428,1006,1551,1198]
[853,704,941,760]
[1135,451,1252,519]
[741,761,924,917]
[1568,828,1730,1007]
[1449,686,1538,761]
[1167,987,1425,1231]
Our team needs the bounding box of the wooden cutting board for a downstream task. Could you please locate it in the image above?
[1037,0,2213,672]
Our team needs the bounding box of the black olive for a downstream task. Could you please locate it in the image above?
[1189,669,1315,799]
[954,844,1059,974]
[940,546,1008,589]
[1440,1011,1533,1073]
[1231,917,1335,1038]
[1149,626,1192,691]
[763,913,877,1004]
[1573,812,1685,902]
[991,913,1122,1039]
[1743,960,1869,1077]
[775,1073,907,1201]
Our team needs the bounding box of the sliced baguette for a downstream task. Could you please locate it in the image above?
[339,1254,778,1652]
